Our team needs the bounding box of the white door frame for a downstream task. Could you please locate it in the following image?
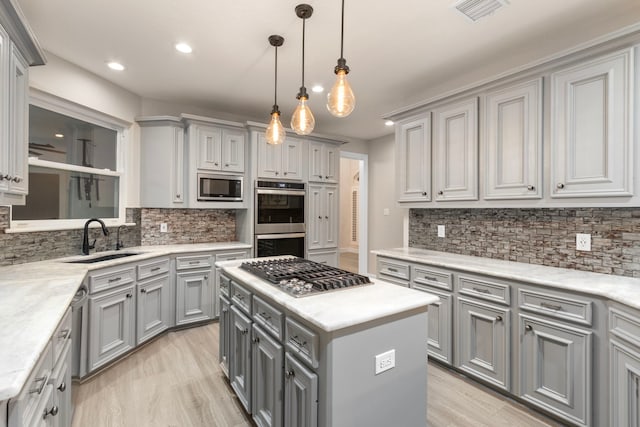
[340,151,368,275]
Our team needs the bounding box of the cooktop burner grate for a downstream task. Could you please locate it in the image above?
[239,257,372,297]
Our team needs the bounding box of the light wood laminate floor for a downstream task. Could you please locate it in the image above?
[72,323,561,427]
[339,251,359,274]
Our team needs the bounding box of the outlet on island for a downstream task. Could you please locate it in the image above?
[375,349,396,375]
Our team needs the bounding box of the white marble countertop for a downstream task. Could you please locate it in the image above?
[218,259,439,333]
[0,242,251,401]
[373,247,640,311]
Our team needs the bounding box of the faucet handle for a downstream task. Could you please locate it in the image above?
[89,239,96,250]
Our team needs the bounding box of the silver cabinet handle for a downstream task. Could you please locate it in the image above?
[29,376,47,394]
[108,277,122,283]
[150,267,161,272]
[527,185,535,191]
[525,324,533,331]
[58,329,70,340]
[495,315,503,322]
[557,183,565,189]
[473,287,491,294]
[540,302,562,310]
[57,382,66,392]
[43,406,59,419]
[422,276,438,282]
[189,261,200,265]
[387,267,398,272]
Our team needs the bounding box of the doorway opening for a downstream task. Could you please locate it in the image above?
[339,152,368,274]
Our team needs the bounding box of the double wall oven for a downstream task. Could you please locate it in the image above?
[254,180,305,258]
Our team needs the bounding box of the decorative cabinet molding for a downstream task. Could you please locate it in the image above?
[397,115,431,202]
[550,48,634,198]
[610,339,640,427]
[307,184,338,251]
[308,141,339,183]
[485,78,542,200]
[196,126,245,173]
[257,133,304,180]
[433,97,478,201]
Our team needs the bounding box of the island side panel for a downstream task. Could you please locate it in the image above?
[320,308,428,427]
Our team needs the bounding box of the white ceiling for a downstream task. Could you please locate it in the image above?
[15,0,640,141]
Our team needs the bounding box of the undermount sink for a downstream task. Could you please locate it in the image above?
[65,252,140,264]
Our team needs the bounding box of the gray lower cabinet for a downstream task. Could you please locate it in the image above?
[284,352,318,427]
[424,289,452,364]
[176,269,212,325]
[230,305,252,412]
[251,323,284,427]
[457,297,511,391]
[49,341,72,427]
[136,274,171,345]
[88,285,136,372]
[519,314,592,426]
[219,295,231,378]
[610,339,640,427]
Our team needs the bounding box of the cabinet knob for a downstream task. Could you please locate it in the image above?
[241,328,249,335]
[438,190,443,196]
[325,216,329,219]
[318,216,322,219]
[214,162,219,166]
[43,406,59,419]
[527,185,535,191]
[225,163,229,167]
[4,174,12,181]
[252,337,260,343]
[58,382,66,392]
[204,275,208,280]
[556,183,565,189]
[525,324,533,331]
[0,174,4,181]
[176,194,181,198]
[325,175,329,179]
[285,370,295,378]
[12,176,22,183]
[284,172,288,175]
[495,315,503,322]
[275,171,279,175]
[422,192,427,196]
[126,293,132,298]
[140,289,146,293]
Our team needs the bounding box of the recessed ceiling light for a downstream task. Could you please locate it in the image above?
[107,62,125,71]
[312,85,324,93]
[175,43,193,54]
[54,133,64,138]
[385,120,394,126]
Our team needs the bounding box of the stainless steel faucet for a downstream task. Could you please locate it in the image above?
[82,218,109,255]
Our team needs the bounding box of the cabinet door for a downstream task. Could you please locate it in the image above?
[219,295,231,378]
[88,286,135,372]
[50,343,72,427]
[176,269,212,326]
[424,289,453,365]
[457,297,510,390]
[308,141,323,183]
[197,126,222,170]
[611,339,640,427]
[230,305,252,412]
[252,324,284,427]
[551,48,633,198]
[136,275,170,345]
[257,133,282,179]
[306,250,338,268]
[171,126,185,204]
[221,130,245,173]
[323,144,339,183]
[433,97,478,201]
[485,79,542,200]
[323,185,338,248]
[519,314,592,426]
[281,138,303,180]
[397,116,431,202]
[7,45,28,195]
[0,27,8,194]
[284,352,317,427]
[307,184,323,250]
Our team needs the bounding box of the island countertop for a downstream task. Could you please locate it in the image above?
[218,259,440,333]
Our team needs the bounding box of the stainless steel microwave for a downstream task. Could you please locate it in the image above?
[197,173,243,201]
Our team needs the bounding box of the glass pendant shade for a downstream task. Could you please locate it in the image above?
[291,96,315,135]
[327,68,355,117]
[266,110,286,145]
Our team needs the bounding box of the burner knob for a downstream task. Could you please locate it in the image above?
[304,283,313,291]
[292,285,302,293]
[279,280,288,287]
[285,282,294,289]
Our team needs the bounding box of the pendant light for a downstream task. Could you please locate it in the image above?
[291,4,315,136]
[327,0,355,117]
[265,35,286,145]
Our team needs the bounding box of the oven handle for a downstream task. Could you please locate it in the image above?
[256,233,306,240]
[256,189,306,196]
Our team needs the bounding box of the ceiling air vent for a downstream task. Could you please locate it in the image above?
[452,0,509,22]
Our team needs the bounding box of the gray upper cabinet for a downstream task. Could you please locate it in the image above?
[196,125,245,173]
[550,48,633,198]
[397,115,431,203]
[307,183,338,251]
[257,132,304,180]
[484,79,543,200]
[433,97,478,201]
[308,141,338,184]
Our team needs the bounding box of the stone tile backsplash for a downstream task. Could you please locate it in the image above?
[409,208,640,277]
[0,207,236,266]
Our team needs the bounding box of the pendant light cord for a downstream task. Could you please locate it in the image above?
[274,45,278,107]
[340,0,345,60]
[301,17,306,89]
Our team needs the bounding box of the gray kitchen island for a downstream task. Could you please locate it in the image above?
[217,257,439,427]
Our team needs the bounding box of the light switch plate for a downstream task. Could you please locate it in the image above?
[437,225,445,238]
[576,233,591,251]
[375,349,395,375]
[383,208,390,216]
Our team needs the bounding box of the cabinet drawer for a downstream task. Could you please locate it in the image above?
[88,265,136,294]
[518,288,592,326]
[219,273,231,298]
[412,265,453,291]
[231,281,252,316]
[137,257,170,280]
[52,307,72,364]
[175,254,213,271]
[610,307,640,347]
[216,250,250,262]
[458,275,510,305]
[285,317,319,369]
[253,296,284,341]
[378,258,410,281]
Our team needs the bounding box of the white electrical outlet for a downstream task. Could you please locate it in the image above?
[160,223,168,233]
[576,233,591,251]
[375,349,395,375]
[437,225,445,238]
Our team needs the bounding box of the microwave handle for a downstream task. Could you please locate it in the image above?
[256,233,306,240]
[256,189,306,196]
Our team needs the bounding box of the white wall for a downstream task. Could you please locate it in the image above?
[367,134,405,273]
